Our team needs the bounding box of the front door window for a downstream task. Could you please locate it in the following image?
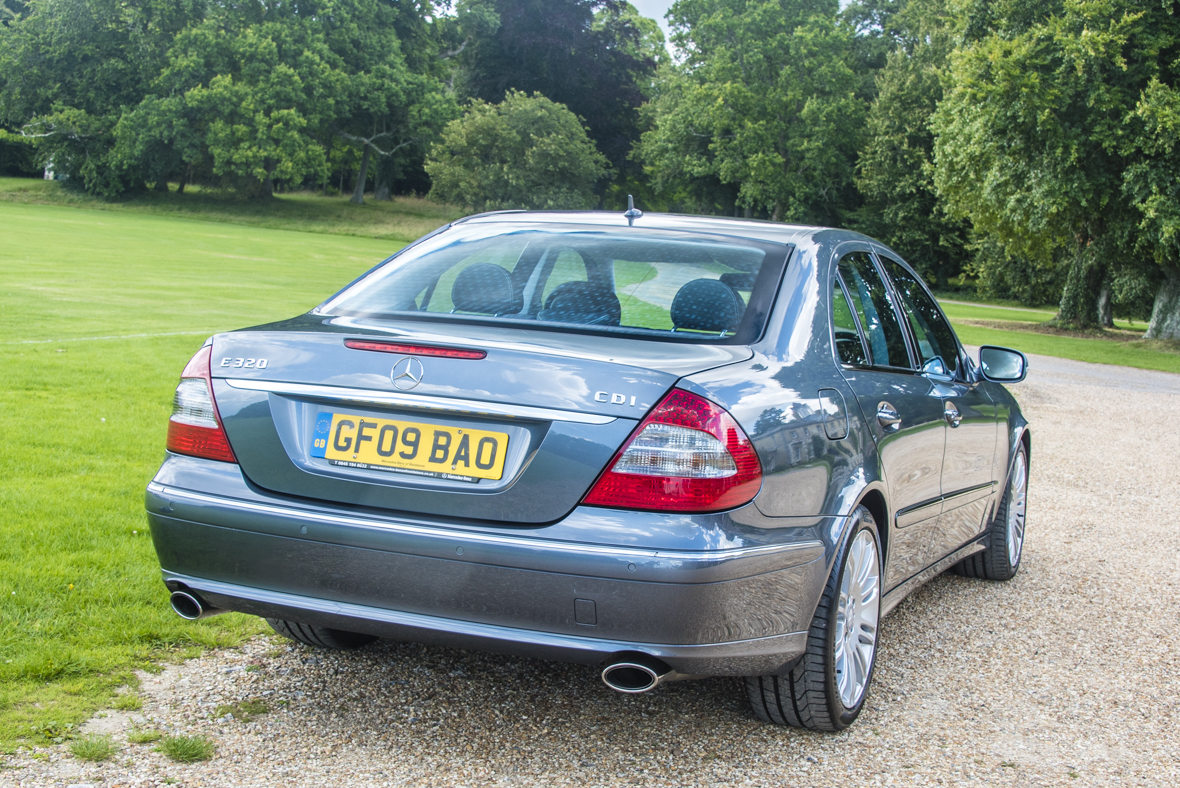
[880,257,960,379]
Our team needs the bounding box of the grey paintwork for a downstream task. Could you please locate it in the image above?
[146,211,1030,677]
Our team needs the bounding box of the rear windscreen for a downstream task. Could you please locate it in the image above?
[318,224,790,344]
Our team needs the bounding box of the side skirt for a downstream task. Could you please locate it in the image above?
[881,537,987,617]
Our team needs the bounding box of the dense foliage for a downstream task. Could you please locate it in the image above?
[933,0,1180,335]
[2,0,1179,336]
[425,90,608,210]
[636,0,863,224]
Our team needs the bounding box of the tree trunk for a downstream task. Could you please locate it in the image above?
[1056,247,1104,328]
[374,176,391,202]
[350,145,371,205]
[176,166,189,195]
[154,178,169,193]
[1145,265,1180,340]
[1097,282,1113,327]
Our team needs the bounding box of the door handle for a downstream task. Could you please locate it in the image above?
[877,402,901,432]
[944,401,962,428]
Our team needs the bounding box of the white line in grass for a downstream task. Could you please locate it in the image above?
[6,331,216,345]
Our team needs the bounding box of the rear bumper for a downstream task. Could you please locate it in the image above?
[146,467,831,676]
[163,572,809,676]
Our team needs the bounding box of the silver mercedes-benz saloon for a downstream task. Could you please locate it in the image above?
[147,209,1030,730]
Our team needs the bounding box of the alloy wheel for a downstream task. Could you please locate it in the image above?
[834,529,881,708]
[1006,451,1028,567]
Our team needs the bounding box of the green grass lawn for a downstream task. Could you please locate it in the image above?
[938,299,1147,333]
[937,301,1180,373]
[0,177,463,244]
[0,199,447,750]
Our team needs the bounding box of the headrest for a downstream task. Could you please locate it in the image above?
[537,281,621,326]
[451,263,521,315]
[720,271,758,290]
[670,278,744,333]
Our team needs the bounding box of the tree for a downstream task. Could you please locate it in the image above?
[932,0,1180,334]
[120,0,450,199]
[1123,77,1180,340]
[425,90,608,211]
[0,0,205,195]
[336,71,457,204]
[854,0,969,287]
[840,0,907,102]
[637,0,865,224]
[454,0,656,179]
[0,0,451,199]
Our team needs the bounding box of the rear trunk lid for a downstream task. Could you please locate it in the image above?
[211,316,752,524]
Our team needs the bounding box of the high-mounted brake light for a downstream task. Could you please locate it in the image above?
[344,339,487,359]
[582,389,761,513]
[165,343,237,463]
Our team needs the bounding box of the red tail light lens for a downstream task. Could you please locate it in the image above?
[582,389,762,513]
[165,343,237,463]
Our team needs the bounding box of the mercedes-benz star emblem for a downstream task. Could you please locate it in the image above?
[390,357,424,391]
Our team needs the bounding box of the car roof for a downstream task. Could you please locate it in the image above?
[454,210,878,248]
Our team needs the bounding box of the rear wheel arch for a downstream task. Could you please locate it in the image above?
[854,488,889,583]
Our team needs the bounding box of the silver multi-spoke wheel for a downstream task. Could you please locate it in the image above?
[745,506,881,730]
[834,529,881,708]
[1006,451,1028,567]
[952,442,1029,581]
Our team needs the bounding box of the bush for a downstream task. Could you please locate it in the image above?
[70,733,117,762]
[425,90,608,212]
[127,728,162,744]
[0,129,40,177]
[156,733,215,763]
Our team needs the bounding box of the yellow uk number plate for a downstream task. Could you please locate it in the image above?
[310,412,508,483]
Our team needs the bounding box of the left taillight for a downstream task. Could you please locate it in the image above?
[165,343,237,463]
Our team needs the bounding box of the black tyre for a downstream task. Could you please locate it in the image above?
[953,443,1028,581]
[266,618,377,650]
[745,505,882,731]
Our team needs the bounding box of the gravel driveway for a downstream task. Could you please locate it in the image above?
[4,353,1178,788]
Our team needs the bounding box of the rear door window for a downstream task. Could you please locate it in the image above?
[836,252,912,369]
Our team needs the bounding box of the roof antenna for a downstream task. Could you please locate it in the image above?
[623,194,643,226]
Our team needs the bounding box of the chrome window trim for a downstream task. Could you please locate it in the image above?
[223,378,617,425]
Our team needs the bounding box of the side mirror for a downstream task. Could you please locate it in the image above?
[978,346,1028,383]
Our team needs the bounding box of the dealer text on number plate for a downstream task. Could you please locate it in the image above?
[310,412,508,482]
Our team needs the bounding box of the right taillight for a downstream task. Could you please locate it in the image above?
[165,343,237,463]
[582,388,761,513]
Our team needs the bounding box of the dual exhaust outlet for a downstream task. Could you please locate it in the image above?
[169,591,679,694]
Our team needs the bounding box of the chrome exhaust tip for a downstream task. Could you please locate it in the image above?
[601,655,673,694]
[169,590,218,620]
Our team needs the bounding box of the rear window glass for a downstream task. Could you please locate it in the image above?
[319,224,790,344]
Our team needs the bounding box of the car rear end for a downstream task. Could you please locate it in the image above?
[145,215,827,680]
